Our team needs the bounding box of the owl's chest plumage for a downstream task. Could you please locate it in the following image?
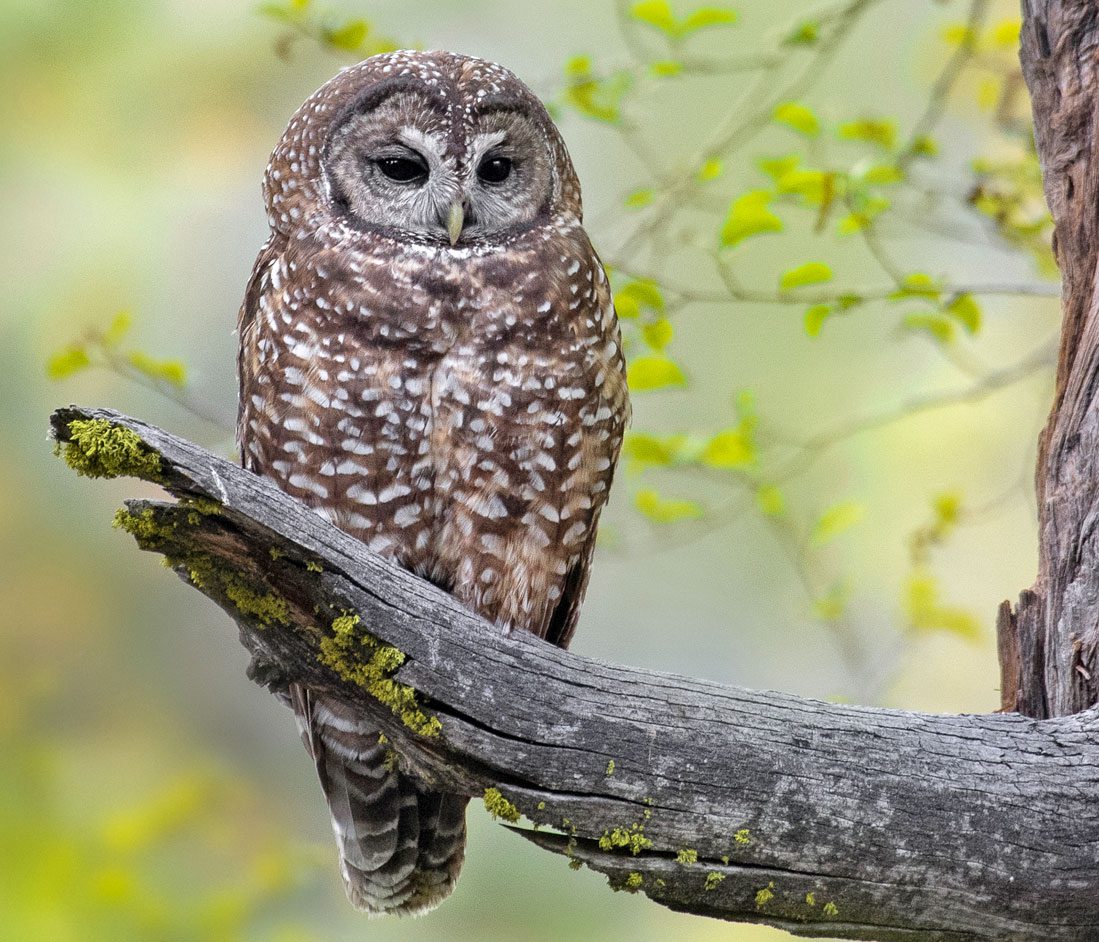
[239,223,626,636]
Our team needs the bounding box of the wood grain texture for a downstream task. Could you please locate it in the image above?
[50,405,1099,941]
[1000,0,1099,717]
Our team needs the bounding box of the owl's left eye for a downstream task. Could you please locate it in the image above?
[375,156,428,184]
[477,156,513,184]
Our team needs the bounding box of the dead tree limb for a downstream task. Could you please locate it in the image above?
[49,406,1099,941]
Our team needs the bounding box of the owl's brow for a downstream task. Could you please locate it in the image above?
[470,94,540,121]
[339,77,449,128]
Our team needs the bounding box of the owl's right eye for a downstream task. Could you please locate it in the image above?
[375,156,428,184]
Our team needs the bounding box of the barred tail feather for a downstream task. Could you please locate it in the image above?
[291,685,468,915]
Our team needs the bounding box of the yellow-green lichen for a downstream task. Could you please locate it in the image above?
[306,560,323,572]
[605,759,616,776]
[269,546,285,560]
[60,419,161,481]
[568,858,583,870]
[704,872,725,892]
[318,613,441,737]
[676,848,698,865]
[755,881,775,908]
[225,579,290,626]
[624,872,643,891]
[822,901,839,918]
[536,801,546,811]
[805,891,816,906]
[482,787,521,823]
[182,553,290,628]
[598,821,652,855]
[182,497,222,525]
[113,507,168,544]
[721,854,730,865]
[734,828,751,845]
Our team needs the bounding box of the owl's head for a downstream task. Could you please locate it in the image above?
[265,52,582,247]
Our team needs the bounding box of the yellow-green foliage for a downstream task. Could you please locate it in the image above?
[305,560,323,572]
[624,871,643,890]
[482,787,521,823]
[676,848,698,865]
[61,418,161,481]
[704,871,725,891]
[823,901,839,917]
[756,881,775,907]
[734,827,751,845]
[806,891,816,906]
[318,613,441,737]
[598,821,652,855]
[605,759,615,776]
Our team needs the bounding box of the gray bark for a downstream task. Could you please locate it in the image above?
[49,406,1099,941]
[1000,0,1099,717]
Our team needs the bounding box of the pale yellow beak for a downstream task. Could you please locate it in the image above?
[446,201,465,245]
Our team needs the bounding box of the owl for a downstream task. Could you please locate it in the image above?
[237,50,629,915]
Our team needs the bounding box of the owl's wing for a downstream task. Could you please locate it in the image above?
[543,536,599,649]
[236,233,286,462]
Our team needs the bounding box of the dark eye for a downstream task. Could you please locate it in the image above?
[375,156,428,183]
[477,156,513,184]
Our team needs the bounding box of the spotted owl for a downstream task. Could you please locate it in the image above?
[237,50,629,916]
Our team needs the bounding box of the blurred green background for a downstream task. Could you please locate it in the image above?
[1,0,1056,939]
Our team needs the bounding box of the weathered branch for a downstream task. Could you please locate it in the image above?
[50,406,1099,941]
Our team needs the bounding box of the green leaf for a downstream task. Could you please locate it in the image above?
[632,1,736,37]
[773,101,819,137]
[614,279,664,319]
[47,345,92,380]
[862,163,904,185]
[804,304,832,337]
[889,272,942,300]
[904,571,982,641]
[902,312,955,345]
[756,484,786,517]
[680,7,738,32]
[641,317,674,350]
[784,20,819,45]
[700,427,755,468]
[934,492,962,528]
[635,488,703,523]
[324,19,368,51]
[779,262,833,291]
[128,351,188,387]
[944,292,981,334]
[837,118,897,150]
[102,310,133,348]
[650,60,683,77]
[623,432,684,469]
[720,190,783,248]
[625,188,655,209]
[697,158,723,181]
[631,0,677,33]
[563,58,632,123]
[810,501,864,545]
[910,134,939,157]
[813,581,850,621]
[627,355,686,391]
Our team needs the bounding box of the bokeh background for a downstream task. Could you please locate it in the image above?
[1,0,1057,940]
